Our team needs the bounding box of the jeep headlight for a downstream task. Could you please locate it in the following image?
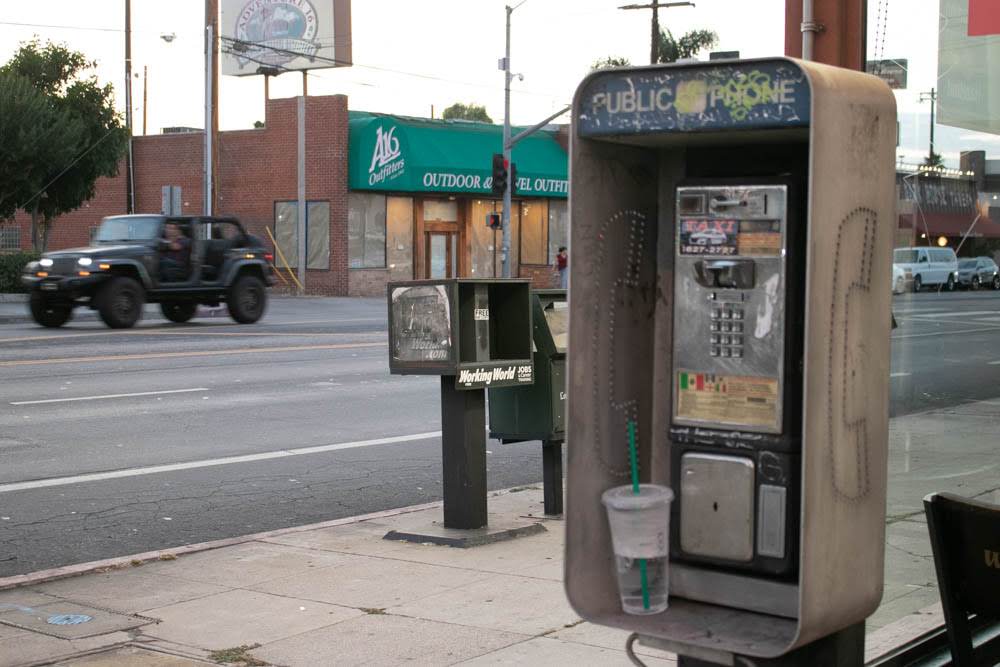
[77,257,92,267]
[39,258,53,268]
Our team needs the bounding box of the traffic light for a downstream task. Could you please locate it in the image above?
[486,212,501,229]
[509,162,518,196]
[491,153,508,195]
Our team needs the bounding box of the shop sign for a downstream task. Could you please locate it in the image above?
[456,363,534,389]
[577,60,810,136]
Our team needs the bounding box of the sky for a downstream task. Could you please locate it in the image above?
[1,0,999,166]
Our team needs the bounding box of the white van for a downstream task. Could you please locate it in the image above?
[893,247,959,292]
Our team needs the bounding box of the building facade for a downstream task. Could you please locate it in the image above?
[3,95,568,296]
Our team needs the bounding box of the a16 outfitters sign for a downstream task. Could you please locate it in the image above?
[221,0,352,77]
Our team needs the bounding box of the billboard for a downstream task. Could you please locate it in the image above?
[221,0,352,77]
[938,0,1000,135]
[865,59,908,89]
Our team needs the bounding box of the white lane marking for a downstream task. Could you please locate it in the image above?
[11,388,210,406]
[913,463,998,481]
[890,372,911,378]
[0,431,442,494]
[906,310,1000,319]
[894,326,1000,340]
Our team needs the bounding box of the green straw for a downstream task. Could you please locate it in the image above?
[627,420,650,610]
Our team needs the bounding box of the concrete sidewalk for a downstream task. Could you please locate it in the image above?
[0,488,680,667]
[0,484,951,666]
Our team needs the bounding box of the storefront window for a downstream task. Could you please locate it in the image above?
[273,201,331,270]
[548,200,568,265]
[348,193,387,269]
[519,200,548,265]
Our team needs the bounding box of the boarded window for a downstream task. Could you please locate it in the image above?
[273,201,331,270]
[548,200,568,265]
[519,200,548,265]
[348,193,388,269]
[423,199,458,222]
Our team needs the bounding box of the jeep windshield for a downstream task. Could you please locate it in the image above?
[94,216,162,243]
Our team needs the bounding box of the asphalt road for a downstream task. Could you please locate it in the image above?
[0,298,543,577]
[890,289,1000,416]
[1,290,999,577]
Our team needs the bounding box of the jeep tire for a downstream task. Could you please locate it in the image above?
[161,302,197,323]
[29,292,73,328]
[97,276,145,329]
[227,274,267,324]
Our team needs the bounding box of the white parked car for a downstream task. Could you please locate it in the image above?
[893,247,959,292]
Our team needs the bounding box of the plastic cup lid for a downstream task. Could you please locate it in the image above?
[601,484,674,511]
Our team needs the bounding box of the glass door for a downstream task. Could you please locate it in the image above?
[426,232,457,278]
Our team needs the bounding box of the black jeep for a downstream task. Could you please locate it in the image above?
[22,215,276,328]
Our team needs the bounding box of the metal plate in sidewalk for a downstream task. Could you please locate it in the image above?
[0,599,155,640]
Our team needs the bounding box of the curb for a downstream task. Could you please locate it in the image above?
[0,486,542,591]
[0,294,27,303]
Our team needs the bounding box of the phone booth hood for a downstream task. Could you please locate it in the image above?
[564,57,897,658]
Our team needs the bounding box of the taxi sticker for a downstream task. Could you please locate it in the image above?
[675,372,779,429]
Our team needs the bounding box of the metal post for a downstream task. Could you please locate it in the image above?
[501,5,513,279]
[542,439,563,515]
[801,0,815,61]
[297,95,307,294]
[124,0,134,213]
[440,378,488,529]
[203,24,213,216]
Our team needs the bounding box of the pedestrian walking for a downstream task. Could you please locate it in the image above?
[556,246,568,289]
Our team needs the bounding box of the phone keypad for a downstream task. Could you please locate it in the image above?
[708,300,746,359]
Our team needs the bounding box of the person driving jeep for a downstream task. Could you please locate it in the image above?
[159,221,191,282]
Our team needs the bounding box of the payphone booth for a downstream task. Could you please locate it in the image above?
[564,58,897,660]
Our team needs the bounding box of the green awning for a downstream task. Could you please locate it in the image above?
[348,111,568,198]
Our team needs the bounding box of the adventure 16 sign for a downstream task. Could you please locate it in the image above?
[221,0,352,77]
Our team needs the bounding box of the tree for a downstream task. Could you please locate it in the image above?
[591,56,631,71]
[0,39,128,251]
[923,151,945,168]
[442,103,493,123]
[657,29,719,63]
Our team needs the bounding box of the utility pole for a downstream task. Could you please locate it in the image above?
[124,0,134,213]
[500,4,517,279]
[619,1,695,64]
[204,0,219,216]
[920,88,938,164]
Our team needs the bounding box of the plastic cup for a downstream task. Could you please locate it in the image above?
[601,484,674,615]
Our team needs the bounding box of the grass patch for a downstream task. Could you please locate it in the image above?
[208,644,268,666]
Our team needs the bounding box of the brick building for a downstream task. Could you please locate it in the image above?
[5,95,569,296]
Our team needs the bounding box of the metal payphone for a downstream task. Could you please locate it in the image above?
[670,183,802,579]
[563,57,898,659]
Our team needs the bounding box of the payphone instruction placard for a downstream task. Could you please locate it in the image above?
[676,371,779,429]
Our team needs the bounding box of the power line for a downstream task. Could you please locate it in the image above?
[220,36,563,100]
